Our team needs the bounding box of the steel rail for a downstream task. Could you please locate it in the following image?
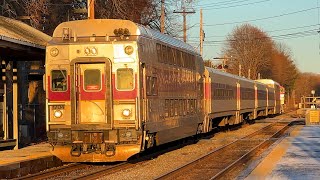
[17,163,86,180]
[155,121,291,180]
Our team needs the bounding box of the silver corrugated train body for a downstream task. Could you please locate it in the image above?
[45,19,282,162]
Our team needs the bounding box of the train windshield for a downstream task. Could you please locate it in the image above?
[116,68,134,90]
[51,70,67,91]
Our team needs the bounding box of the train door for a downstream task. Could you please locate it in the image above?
[74,62,112,128]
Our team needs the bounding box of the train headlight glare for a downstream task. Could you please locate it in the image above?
[54,110,63,118]
[91,47,97,55]
[124,45,134,55]
[122,109,131,117]
[50,48,59,57]
[125,131,132,137]
[84,47,90,55]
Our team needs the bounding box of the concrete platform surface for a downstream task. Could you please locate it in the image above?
[0,143,62,179]
[246,125,320,179]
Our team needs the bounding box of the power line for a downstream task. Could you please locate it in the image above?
[204,7,319,26]
[195,0,255,7]
[199,0,272,10]
[195,0,266,8]
[185,24,320,39]
[188,28,319,44]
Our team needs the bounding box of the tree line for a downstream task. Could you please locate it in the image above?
[222,23,319,108]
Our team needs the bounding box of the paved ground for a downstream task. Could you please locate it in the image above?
[246,125,320,179]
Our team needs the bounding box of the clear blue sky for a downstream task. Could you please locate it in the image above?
[181,0,320,73]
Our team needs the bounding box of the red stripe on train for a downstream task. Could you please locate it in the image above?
[48,76,71,101]
[205,82,210,99]
[112,74,137,100]
[80,75,106,100]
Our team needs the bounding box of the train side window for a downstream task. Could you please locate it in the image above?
[186,99,190,115]
[165,99,169,117]
[147,76,158,96]
[116,68,134,90]
[51,70,67,92]
[146,76,152,95]
[172,48,177,66]
[175,99,179,116]
[168,47,173,65]
[183,99,187,115]
[162,45,168,64]
[156,44,162,63]
[170,99,175,117]
[175,50,181,67]
[179,99,184,116]
[191,55,195,70]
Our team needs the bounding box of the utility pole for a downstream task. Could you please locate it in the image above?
[200,9,203,56]
[88,0,94,19]
[174,0,195,42]
[160,0,165,33]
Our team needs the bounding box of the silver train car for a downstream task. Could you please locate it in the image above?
[45,19,281,162]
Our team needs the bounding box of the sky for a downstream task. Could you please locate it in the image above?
[178,0,320,73]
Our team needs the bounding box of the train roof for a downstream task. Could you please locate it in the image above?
[205,67,254,83]
[255,79,280,88]
[51,19,199,55]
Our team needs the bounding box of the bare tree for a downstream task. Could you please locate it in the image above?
[95,0,182,37]
[0,0,185,36]
[223,24,274,79]
[295,73,320,98]
[271,43,299,92]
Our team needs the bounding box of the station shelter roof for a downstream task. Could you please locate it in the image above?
[0,16,51,61]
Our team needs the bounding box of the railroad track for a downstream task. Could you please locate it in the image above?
[18,162,132,180]
[156,122,291,180]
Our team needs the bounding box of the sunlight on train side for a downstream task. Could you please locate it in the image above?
[113,44,136,63]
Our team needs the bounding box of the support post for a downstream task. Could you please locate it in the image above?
[88,0,95,19]
[13,68,18,149]
[160,0,165,33]
[173,0,195,42]
[5,61,13,140]
[200,9,203,56]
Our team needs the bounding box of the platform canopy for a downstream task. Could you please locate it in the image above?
[0,16,51,60]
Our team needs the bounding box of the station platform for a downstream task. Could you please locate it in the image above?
[0,143,62,179]
[246,124,320,179]
[0,139,16,150]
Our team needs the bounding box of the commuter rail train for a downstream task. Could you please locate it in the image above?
[45,19,281,162]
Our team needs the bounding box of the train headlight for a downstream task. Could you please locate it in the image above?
[125,131,132,137]
[122,109,131,117]
[50,48,59,57]
[124,45,134,55]
[54,110,63,118]
[57,132,63,138]
[84,47,90,55]
[91,47,97,55]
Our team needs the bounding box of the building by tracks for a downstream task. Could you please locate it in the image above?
[0,16,51,149]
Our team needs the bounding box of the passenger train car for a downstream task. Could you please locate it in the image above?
[45,19,281,162]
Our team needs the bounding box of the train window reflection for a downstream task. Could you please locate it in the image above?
[51,70,67,92]
[117,68,134,90]
[84,69,101,91]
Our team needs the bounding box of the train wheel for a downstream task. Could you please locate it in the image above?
[194,123,203,141]
[146,133,156,149]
